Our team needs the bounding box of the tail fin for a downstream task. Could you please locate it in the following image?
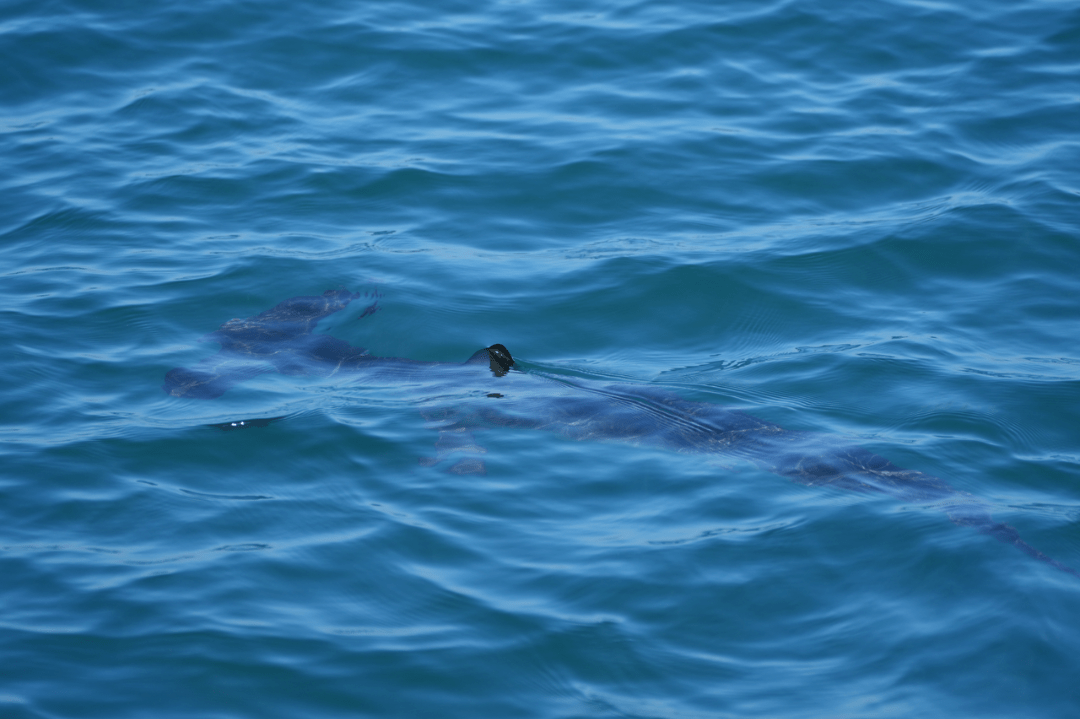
[948,506,1079,579]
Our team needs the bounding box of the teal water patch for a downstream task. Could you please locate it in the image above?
[2,0,1079,716]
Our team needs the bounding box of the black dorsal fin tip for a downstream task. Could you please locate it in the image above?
[464,344,514,376]
[487,344,513,364]
[486,344,514,375]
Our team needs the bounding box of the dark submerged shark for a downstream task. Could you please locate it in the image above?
[164,289,1078,579]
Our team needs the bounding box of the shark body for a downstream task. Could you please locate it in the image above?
[164,289,1077,579]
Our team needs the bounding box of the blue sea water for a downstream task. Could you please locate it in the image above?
[2,0,1079,716]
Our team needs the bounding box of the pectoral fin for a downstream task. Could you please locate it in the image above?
[418,428,488,475]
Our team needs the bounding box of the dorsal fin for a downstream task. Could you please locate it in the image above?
[465,344,515,376]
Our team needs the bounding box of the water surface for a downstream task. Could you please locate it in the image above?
[2,0,1079,716]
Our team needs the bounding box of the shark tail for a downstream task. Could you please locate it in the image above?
[948,506,1079,579]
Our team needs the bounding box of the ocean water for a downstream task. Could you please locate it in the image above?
[2,0,1079,716]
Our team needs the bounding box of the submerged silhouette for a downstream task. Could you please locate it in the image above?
[164,289,1077,579]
